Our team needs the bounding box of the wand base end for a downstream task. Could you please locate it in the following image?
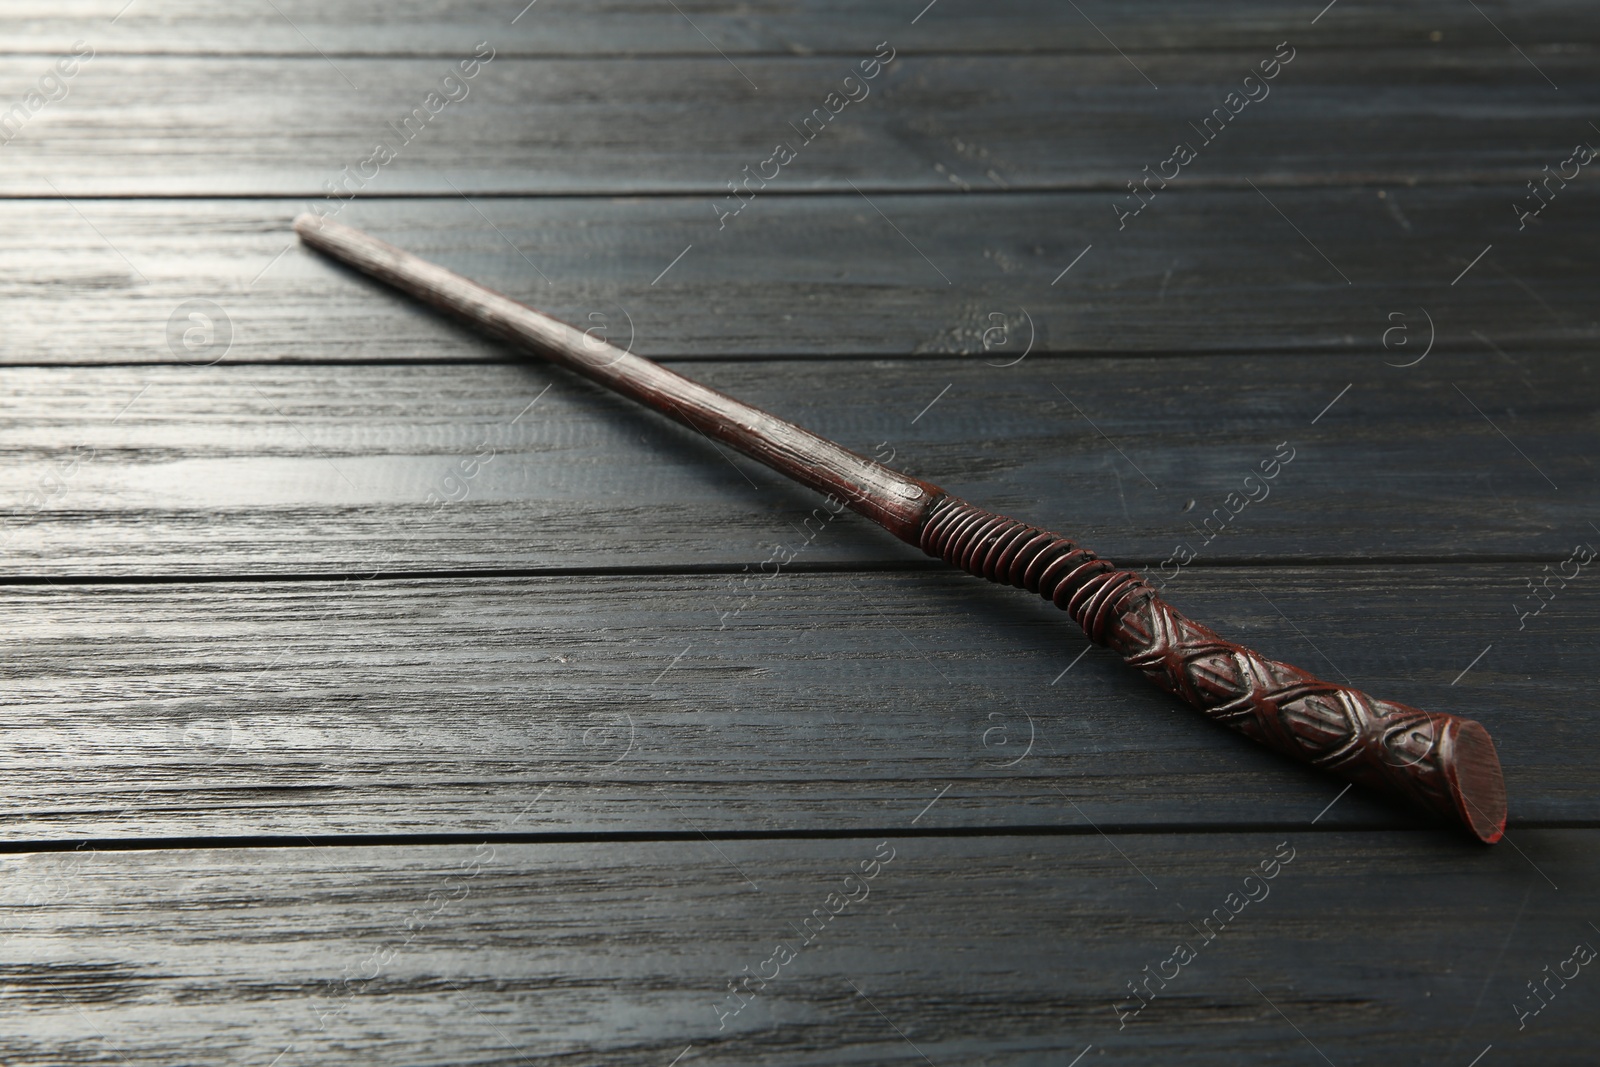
[1448,719,1507,844]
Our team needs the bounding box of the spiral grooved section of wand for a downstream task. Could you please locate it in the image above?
[917,495,1507,843]
[919,495,1154,640]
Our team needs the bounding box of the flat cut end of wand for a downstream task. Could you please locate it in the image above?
[1444,718,1507,844]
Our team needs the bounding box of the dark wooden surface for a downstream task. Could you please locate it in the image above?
[2,2,1596,1063]
[7,565,1594,840]
[2,832,1594,1065]
[3,1,1596,54]
[5,193,1598,362]
[9,51,1600,196]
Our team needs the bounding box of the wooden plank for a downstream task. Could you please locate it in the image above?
[0,831,1591,1063]
[3,0,1595,55]
[0,351,1588,575]
[2,190,1595,366]
[2,564,1592,840]
[3,50,1596,196]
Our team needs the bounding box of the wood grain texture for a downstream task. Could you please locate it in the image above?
[2,565,1591,840]
[1,0,1595,1060]
[3,190,1596,365]
[3,49,1596,196]
[0,831,1591,1065]
[3,0,1597,54]
[0,352,1587,576]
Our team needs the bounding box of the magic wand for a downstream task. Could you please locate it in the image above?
[294,213,1507,843]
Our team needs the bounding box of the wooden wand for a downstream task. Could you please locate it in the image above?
[294,213,1508,843]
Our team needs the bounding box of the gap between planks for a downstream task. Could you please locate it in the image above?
[0,555,1589,588]
[6,821,1593,855]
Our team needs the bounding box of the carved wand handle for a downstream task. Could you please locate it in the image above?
[294,213,1508,843]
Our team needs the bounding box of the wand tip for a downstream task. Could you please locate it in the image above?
[292,212,323,239]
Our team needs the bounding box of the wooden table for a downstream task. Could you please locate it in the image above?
[3,3,1596,1063]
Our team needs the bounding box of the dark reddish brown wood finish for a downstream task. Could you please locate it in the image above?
[918,496,1506,842]
[293,214,1508,843]
[293,214,940,539]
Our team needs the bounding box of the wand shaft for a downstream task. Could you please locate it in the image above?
[293,214,937,540]
[294,213,1508,844]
